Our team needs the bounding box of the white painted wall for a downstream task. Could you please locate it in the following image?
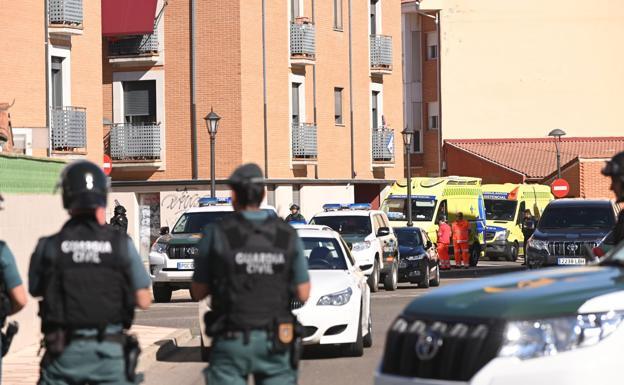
[299,184,355,220]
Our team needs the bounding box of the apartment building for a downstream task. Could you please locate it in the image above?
[0,0,103,162]
[402,0,624,177]
[102,0,404,256]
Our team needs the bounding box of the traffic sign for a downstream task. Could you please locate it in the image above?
[551,178,570,198]
[103,154,112,176]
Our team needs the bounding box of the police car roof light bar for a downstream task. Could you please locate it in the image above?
[198,197,232,207]
[349,203,372,210]
[322,203,350,211]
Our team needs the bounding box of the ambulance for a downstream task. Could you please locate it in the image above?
[482,183,553,261]
[380,177,486,266]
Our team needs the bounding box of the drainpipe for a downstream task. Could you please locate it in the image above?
[262,0,269,178]
[435,12,442,176]
[312,0,318,179]
[44,0,50,153]
[348,0,355,179]
[190,0,198,179]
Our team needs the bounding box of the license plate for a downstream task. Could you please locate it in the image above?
[399,262,407,268]
[177,262,194,270]
[557,258,586,266]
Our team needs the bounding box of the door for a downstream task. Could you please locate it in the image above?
[371,91,379,128]
[51,57,64,108]
[370,0,378,35]
[292,83,301,125]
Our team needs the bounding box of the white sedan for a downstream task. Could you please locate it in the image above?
[293,225,372,356]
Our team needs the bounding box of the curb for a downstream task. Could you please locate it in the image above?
[138,328,194,372]
[441,265,526,279]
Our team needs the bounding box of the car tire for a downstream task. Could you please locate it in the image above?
[419,263,430,289]
[367,260,380,293]
[153,284,172,303]
[430,262,441,287]
[344,309,364,357]
[505,242,519,262]
[470,245,480,267]
[200,336,211,362]
[363,312,373,348]
[383,261,398,291]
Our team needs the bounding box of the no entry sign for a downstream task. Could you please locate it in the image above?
[103,154,113,176]
[551,178,570,198]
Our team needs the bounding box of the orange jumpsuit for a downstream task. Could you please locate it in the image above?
[436,222,451,269]
[452,219,470,267]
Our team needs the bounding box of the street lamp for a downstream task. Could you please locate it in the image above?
[401,128,414,227]
[204,107,221,197]
[548,128,566,179]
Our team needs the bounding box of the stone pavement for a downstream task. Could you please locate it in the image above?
[3,324,190,385]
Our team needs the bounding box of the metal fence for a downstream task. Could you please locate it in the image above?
[370,35,393,70]
[110,123,161,161]
[292,123,318,159]
[290,22,316,58]
[51,107,86,150]
[372,127,394,162]
[109,28,159,56]
[49,0,83,25]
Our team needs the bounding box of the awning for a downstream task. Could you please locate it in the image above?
[102,0,158,36]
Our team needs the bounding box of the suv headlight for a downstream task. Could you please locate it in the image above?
[527,238,549,252]
[499,311,624,360]
[151,242,167,254]
[494,230,509,242]
[352,241,371,252]
[317,287,353,306]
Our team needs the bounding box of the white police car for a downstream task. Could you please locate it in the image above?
[310,204,399,292]
[149,197,276,303]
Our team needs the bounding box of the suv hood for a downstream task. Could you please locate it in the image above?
[404,266,624,320]
[532,228,610,241]
[157,233,202,245]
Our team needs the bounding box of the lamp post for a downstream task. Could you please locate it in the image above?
[204,107,221,197]
[548,129,566,179]
[401,128,414,227]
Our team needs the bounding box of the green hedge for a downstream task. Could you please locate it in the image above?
[0,154,66,194]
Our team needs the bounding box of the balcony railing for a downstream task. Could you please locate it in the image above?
[49,0,83,25]
[292,123,318,160]
[108,28,159,57]
[372,127,395,162]
[110,123,161,161]
[370,35,393,71]
[290,19,315,60]
[51,106,86,151]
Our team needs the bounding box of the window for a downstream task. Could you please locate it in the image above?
[334,87,343,124]
[426,31,438,60]
[291,0,300,21]
[291,82,301,124]
[428,102,439,130]
[333,0,343,30]
[303,238,349,270]
[51,57,64,108]
[370,0,379,35]
[371,91,379,128]
[412,130,422,153]
[123,80,156,124]
[429,115,438,129]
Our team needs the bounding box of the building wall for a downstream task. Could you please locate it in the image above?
[580,160,613,199]
[444,144,524,183]
[419,0,624,139]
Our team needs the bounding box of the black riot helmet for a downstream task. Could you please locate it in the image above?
[59,160,109,210]
[227,163,265,208]
[602,151,624,202]
[114,205,127,215]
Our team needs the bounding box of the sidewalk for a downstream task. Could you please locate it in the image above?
[3,325,191,385]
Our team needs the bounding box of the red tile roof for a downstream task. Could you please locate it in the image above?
[445,137,624,179]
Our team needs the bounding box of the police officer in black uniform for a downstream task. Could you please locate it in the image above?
[191,163,310,385]
[521,209,537,265]
[110,204,128,233]
[28,160,151,385]
[602,151,624,250]
[284,204,306,224]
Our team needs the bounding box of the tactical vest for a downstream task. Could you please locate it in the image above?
[0,241,10,322]
[210,213,296,330]
[40,217,134,332]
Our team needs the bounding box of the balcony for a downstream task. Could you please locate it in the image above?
[370,35,393,74]
[51,106,86,152]
[109,123,161,168]
[108,28,159,67]
[290,18,315,66]
[48,0,83,36]
[292,123,317,163]
[372,127,395,165]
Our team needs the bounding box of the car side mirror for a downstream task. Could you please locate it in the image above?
[377,227,391,237]
[160,226,170,236]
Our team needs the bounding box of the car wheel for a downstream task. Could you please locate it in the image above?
[470,245,480,267]
[419,264,430,289]
[430,262,441,287]
[505,242,519,262]
[383,261,398,291]
[363,311,373,348]
[153,284,172,303]
[344,309,364,357]
[200,335,211,362]
[367,260,380,293]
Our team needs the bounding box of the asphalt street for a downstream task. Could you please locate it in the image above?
[136,278,474,385]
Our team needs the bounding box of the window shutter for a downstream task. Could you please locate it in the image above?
[124,81,156,117]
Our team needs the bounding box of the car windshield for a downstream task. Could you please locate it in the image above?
[381,198,437,222]
[302,237,348,270]
[485,199,518,221]
[310,216,371,236]
[395,230,424,247]
[172,209,276,234]
[538,206,615,230]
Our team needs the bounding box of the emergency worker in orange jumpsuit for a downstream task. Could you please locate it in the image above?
[436,216,451,270]
[452,212,471,268]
